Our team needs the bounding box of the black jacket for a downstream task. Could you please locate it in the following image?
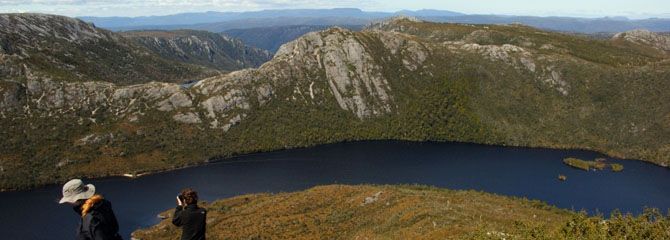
[172,204,207,240]
[73,199,122,240]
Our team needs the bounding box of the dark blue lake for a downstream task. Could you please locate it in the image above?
[0,141,668,239]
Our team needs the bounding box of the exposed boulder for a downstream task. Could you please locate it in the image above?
[172,112,202,124]
[76,133,114,146]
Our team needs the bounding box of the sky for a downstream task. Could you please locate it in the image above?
[0,0,668,19]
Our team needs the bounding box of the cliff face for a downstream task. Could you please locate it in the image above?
[1,15,669,189]
[123,30,272,72]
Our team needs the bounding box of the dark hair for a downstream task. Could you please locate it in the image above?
[181,188,198,205]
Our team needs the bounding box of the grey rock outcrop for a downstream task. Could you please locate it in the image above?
[172,112,202,124]
[364,14,422,32]
[361,191,384,206]
[0,13,112,44]
[273,27,399,118]
[613,29,670,53]
[77,133,114,146]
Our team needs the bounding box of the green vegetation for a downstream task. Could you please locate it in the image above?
[1,16,668,190]
[563,158,592,171]
[132,185,669,240]
[563,157,625,172]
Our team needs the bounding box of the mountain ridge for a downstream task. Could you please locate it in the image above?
[122,29,272,71]
[0,13,216,85]
[1,15,668,190]
[0,13,275,86]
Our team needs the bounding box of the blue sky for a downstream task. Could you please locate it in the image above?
[0,0,668,18]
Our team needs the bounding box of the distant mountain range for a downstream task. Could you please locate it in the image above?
[79,8,670,33]
[79,8,461,30]
[422,15,670,33]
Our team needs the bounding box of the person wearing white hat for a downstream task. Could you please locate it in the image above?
[59,179,122,240]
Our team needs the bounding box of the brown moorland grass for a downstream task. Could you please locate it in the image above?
[133,185,669,239]
[133,185,670,239]
[133,185,573,239]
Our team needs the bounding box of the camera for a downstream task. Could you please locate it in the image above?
[177,194,184,202]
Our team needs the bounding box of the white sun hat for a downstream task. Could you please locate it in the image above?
[59,179,96,204]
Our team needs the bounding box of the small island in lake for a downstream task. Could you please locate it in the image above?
[563,157,624,172]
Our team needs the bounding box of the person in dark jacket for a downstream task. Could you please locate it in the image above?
[59,179,122,240]
[172,188,207,240]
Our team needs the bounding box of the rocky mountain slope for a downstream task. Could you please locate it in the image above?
[0,13,215,85]
[1,15,668,190]
[122,30,272,71]
[132,185,669,239]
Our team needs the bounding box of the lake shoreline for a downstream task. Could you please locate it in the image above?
[2,139,667,192]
